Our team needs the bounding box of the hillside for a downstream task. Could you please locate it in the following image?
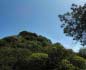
[0,31,86,70]
[0,31,52,50]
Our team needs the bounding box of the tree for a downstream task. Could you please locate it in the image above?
[69,55,86,69]
[79,48,86,58]
[27,53,48,70]
[58,59,78,70]
[0,47,32,70]
[46,44,65,70]
[59,3,86,46]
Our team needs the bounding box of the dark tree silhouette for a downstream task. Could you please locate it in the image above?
[59,4,86,46]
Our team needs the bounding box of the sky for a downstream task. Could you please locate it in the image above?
[0,0,86,52]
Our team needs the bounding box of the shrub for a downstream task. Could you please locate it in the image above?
[27,53,48,70]
[70,55,86,69]
[59,59,79,70]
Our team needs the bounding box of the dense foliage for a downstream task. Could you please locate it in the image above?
[0,31,86,70]
[59,4,86,46]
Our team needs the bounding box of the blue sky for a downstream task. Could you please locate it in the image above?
[0,0,86,52]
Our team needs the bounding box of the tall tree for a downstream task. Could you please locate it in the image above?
[59,4,86,46]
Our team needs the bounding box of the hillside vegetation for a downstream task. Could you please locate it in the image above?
[0,31,86,70]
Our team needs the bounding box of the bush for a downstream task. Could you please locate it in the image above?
[27,53,48,70]
[70,55,86,69]
[79,48,86,58]
[0,47,32,70]
[58,59,79,70]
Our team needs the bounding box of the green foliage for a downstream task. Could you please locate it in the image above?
[59,3,86,46]
[27,53,48,70]
[48,44,65,61]
[38,35,52,46]
[0,31,52,51]
[29,53,48,59]
[70,55,86,69]
[0,47,31,70]
[0,31,85,70]
[45,43,66,70]
[0,39,7,46]
[18,31,52,47]
[79,48,86,58]
[59,59,77,70]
